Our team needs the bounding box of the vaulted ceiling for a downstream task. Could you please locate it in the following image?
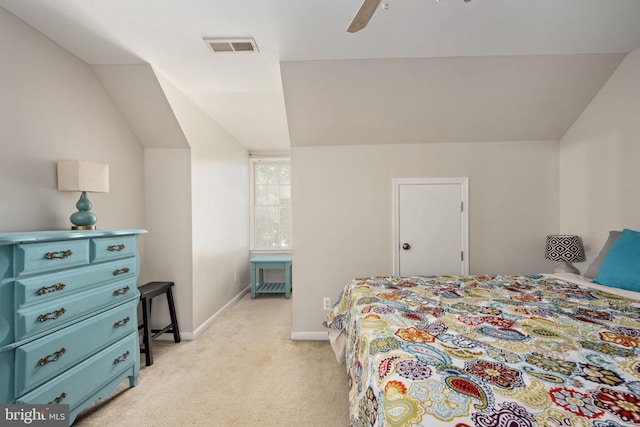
[1,0,640,151]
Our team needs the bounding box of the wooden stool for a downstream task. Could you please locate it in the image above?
[138,281,181,366]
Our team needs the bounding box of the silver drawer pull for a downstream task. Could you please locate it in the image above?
[49,392,67,404]
[113,286,130,296]
[38,308,66,322]
[39,348,67,366]
[45,250,73,260]
[113,350,130,364]
[37,283,66,295]
[113,267,130,276]
[114,316,131,328]
[108,244,126,252]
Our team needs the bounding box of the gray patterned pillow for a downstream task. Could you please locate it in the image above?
[584,230,622,279]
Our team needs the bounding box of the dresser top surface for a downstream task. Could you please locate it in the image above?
[0,229,147,245]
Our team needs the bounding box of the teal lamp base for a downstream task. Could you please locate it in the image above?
[70,192,98,230]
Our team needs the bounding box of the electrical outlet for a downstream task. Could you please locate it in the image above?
[323,297,332,310]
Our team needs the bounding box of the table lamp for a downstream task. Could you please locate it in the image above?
[545,234,585,274]
[57,160,109,230]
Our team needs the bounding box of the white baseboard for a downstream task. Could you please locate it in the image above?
[290,331,329,341]
[191,286,250,339]
[150,288,330,342]
[153,286,250,341]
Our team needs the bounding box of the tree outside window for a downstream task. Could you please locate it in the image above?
[251,159,291,250]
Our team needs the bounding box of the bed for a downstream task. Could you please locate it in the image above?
[323,229,640,427]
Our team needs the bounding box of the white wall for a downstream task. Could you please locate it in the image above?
[154,72,250,334]
[291,140,558,336]
[281,55,623,147]
[0,7,145,232]
[91,64,190,150]
[142,148,193,332]
[559,48,640,265]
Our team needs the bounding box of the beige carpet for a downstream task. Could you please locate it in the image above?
[74,293,349,426]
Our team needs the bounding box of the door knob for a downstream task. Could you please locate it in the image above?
[402,243,411,250]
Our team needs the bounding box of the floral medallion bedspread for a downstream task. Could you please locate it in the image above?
[323,275,640,427]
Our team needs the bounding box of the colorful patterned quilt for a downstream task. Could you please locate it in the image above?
[323,275,640,427]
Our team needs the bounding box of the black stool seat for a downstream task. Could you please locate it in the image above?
[138,281,181,366]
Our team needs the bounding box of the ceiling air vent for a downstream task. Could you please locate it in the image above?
[204,38,259,54]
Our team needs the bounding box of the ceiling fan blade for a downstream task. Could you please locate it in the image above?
[347,0,382,33]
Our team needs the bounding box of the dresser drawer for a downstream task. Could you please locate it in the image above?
[16,333,137,409]
[16,277,139,342]
[16,240,90,276]
[91,235,137,263]
[0,348,14,403]
[15,299,138,396]
[15,257,138,308]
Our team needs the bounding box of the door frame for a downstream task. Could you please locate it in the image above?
[392,177,469,276]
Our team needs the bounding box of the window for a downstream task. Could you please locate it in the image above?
[250,158,291,251]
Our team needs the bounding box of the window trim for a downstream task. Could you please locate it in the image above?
[249,157,291,253]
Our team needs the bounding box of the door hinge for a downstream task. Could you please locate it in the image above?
[461,251,464,261]
[460,201,464,212]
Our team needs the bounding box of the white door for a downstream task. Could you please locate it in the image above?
[393,178,468,276]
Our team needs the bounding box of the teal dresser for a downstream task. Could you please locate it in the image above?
[0,229,146,424]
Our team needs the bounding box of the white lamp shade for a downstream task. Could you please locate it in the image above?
[57,160,109,193]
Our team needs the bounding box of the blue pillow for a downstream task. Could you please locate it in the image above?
[593,228,640,291]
